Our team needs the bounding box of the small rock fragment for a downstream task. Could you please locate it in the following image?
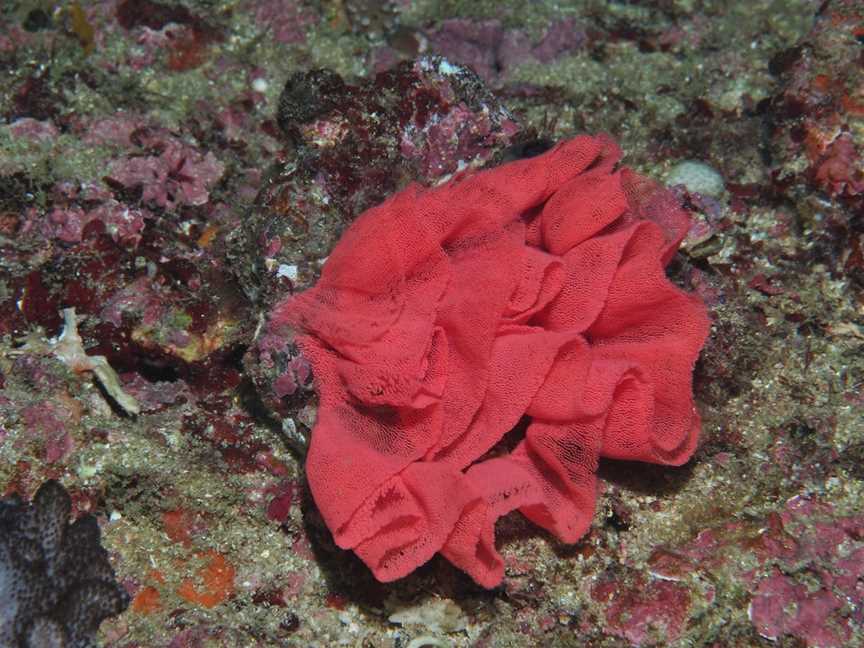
[666,160,726,197]
[388,598,468,635]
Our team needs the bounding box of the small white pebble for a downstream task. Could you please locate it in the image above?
[437,59,459,75]
[276,264,299,281]
[252,77,269,93]
[666,160,725,197]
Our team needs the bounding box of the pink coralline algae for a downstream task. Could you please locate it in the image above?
[38,200,147,247]
[812,133,864,197]
[105,130,225,210]
[648,495,864,647]
[272,135,710,587]
[248,0,316,45]
[747,496,864,647]
[8,117,59,142]
[425,18,588,82]
[769,0,864,205]
[592,574,692,645]
[750,570,852,647]
[19,400,75,464]
[83,114,149,147]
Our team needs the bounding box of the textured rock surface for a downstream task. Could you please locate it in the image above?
[236,55,523,424]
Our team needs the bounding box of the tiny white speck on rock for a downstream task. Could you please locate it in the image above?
[277,264,299,281]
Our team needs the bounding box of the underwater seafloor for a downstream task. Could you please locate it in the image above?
[0,0,862,646]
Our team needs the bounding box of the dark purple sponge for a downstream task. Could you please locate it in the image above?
[0,481,129,648]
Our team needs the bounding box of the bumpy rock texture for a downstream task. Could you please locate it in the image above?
[230,56,521,309]
[0,480,129,648]
[238,56,524,423]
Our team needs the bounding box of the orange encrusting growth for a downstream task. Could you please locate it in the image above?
[131,586,161,615]
[177,551,236,608]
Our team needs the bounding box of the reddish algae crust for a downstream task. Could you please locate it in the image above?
[0,1,862,647]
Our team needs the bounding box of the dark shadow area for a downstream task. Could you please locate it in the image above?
[599,457,697,497]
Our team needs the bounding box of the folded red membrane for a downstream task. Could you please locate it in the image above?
[273,135,710,587]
